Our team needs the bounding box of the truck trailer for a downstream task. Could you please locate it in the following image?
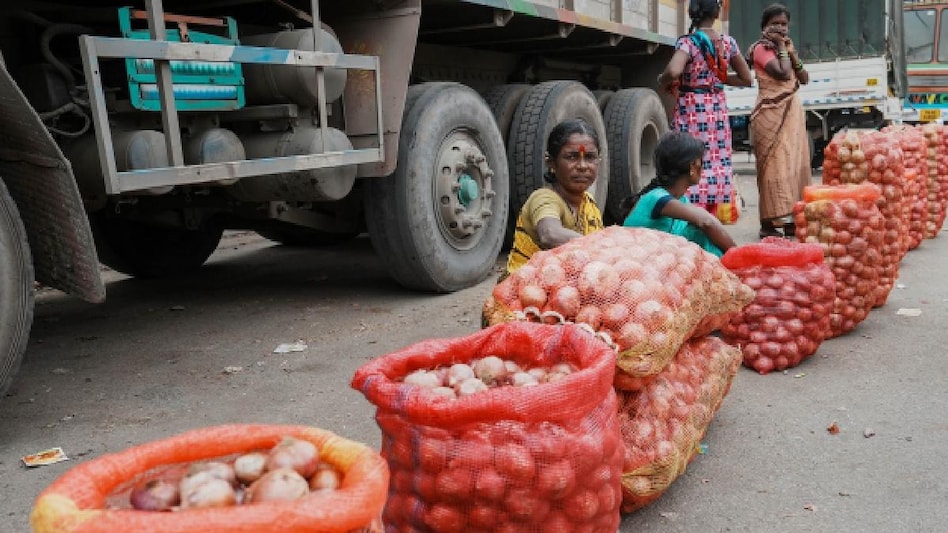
[0,0,709,398]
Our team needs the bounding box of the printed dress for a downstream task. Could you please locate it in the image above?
[674,32,740,224]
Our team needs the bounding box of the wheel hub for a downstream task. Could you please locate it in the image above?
[436,133,495,245]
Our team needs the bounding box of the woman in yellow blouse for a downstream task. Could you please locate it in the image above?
[504,119,604,278]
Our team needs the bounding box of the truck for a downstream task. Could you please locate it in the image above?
[723,0,908,168]
[902,0,948,123]
[0,0,712,399]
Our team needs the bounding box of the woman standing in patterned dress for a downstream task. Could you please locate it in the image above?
[657,0,753,224]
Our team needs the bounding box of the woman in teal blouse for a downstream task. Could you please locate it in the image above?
[620,131,736,257]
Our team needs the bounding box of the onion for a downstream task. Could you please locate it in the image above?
[446,363,475,388]
[130,479,180,511]
[456,377,489,396]
[233,452,268,485]
[247,468,310,503]
[180,477,237,509]
[266,436,321,479]
[472,355,507,385]
[309,463,342,492]
[430,386,458,399]
[403,369,442,389]
[187,461,236,486]
[510,371,539,387]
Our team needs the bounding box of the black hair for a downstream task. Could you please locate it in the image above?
[543,118,602,184]
[618,131,706,221]
[760,3,791,29]
[688,0,722,33]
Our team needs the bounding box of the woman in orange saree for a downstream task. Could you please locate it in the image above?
[748,3,811,239]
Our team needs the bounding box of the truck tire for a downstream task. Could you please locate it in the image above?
[0,180,33,400]
[603,88,668,224]
[593,90,615,112]
[508,81,610,240]
[484,84,532,146]
[91,214,223,278]
[365,82,509,292]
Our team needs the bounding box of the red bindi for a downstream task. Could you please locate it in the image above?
[579,146,586,158]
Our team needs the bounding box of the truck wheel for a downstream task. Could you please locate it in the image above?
[484,84,532,146]
[508,81,610,239]
[593,90,615,112]
[0,180,33,399]
[603,88,668,224]
[91,214,223,278]
[365,82,509,292]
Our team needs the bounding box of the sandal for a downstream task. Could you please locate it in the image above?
[759,226,783,239]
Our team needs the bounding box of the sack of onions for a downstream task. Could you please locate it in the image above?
[881,124,928,255]
[903,167,927,251]
[351,322,623,532]
[719,238,835,374]
[31,425,389,533]
[823,129,908,262]
[922,123,946,239]
[792,183,886,337]
[485,226,754,378]
[618,336,741,513]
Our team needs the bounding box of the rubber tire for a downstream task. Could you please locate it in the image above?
[483,84,532,146]
[91,214,224,278]
[364,82,510,292]
[507,81,610,241]
[603,88,669,224]
[0,180,33,400]
[256,223,358,247]
[593,90,615,112]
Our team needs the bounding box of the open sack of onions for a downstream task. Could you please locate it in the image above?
[617,336,741,513]
[351,322,623,532]
[792,183,886,337]
[719,238,835,374]
[30,425,389,533]
[484,226,753,379]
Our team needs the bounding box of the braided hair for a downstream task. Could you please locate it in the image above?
[618,132,706,221]
[543,118,601,184]
[688,0,722,33]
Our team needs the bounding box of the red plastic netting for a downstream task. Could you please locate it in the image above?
[352,322,623,532]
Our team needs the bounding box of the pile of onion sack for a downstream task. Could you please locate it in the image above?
[720,238,835,374]
[792,183,886,337]
[482,226,751,513]
[352,322,624,532]
[31,425,389,533]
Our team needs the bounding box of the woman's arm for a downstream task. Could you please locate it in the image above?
[787,44,810,85]
[660,200,737,252]
[760,31,794,81]
[727,52,754,87]
[535,217,584,249]
[657,49,690,91]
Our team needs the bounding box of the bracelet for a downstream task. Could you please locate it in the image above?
[777,50,789,59]
[794,61,804,71]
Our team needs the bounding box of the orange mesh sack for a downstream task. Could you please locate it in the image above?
[720,238,836,374]
[351,322,623,532]
[618,336,741,513]
[926,124,948,238]
[30,424,389,533]
[793,184,885,337]
[486,226,753,378]
[881,124,927,255]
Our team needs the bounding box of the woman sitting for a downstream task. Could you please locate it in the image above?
[503,118,604,278]
[620,131,736,257]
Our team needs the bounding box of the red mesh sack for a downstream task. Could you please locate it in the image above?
[902,167,927,251]
[822,130,908,261]
[351,322,623,532]
[720,238,836,374]
[485,226,753,379]
[31,425,389,533]
[920,123,948,239]
[881,124,928,255]
[617,336,741,513]
[793,184,885,337]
